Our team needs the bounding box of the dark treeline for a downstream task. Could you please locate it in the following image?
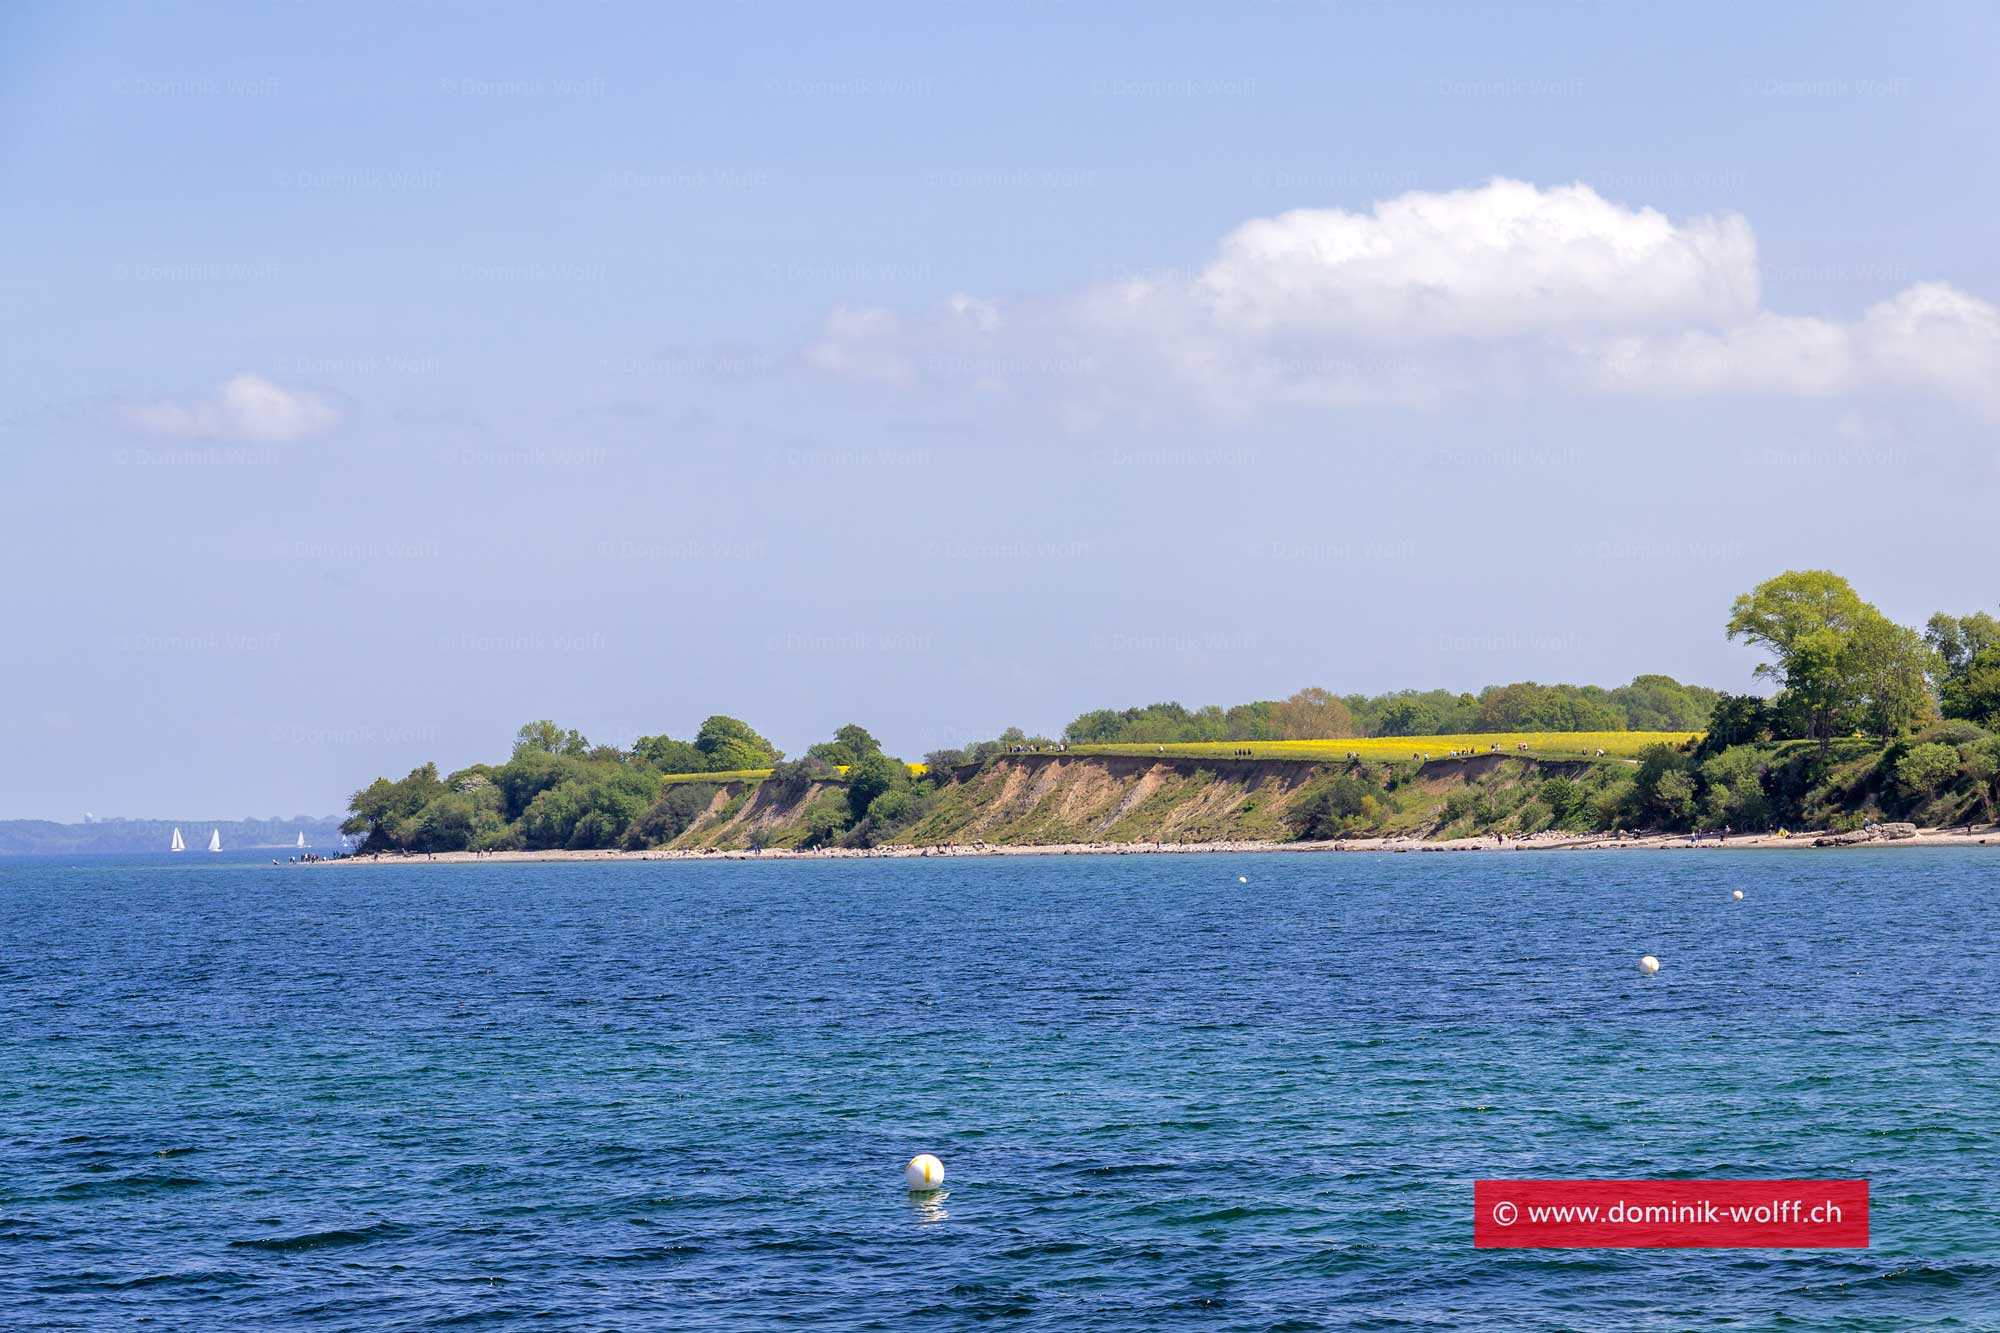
[1062,677,1722,746]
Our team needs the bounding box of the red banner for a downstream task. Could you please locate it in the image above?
[1474,1179,1869,1248]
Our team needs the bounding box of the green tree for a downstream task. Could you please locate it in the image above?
[1727,571,1875,751]
[845,750,903,821]
[1613,675,1726,731]
[1374,696,1438,737]
[341,763,447,851]
[807,723,882,767]
[694,715,782,770]
[1940,648,2000,726]
[1703,694,1772,750]
[632,733,707,774]
[1630,744,1699,827]
[1271,688,1356,740]
[1925,611,2000,679]
[514,719,590,757]
[1845,613,1938,740]
[798,790,852,847]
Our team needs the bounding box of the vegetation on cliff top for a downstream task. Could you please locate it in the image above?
[341,571,2000,854]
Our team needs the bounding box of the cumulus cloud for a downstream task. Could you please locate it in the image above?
[805,177,2000,418]
[120,373,341,442]
[1194,178,1759,339]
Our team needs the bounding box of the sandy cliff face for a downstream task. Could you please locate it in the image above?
[663,754,1508,850]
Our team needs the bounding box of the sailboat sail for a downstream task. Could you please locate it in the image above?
[297,832,307,848]
[170,827,185,852]
[208,828,222,853]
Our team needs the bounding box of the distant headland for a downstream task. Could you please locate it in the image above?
[334,572,1999,858]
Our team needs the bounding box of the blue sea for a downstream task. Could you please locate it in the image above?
[3,848,1997,1331]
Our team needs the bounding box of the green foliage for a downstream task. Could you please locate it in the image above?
[1941,647,2000,726]
[844,750,904,822]
[1845,613,1939,739]
[514,719,590,757]
[631,734,706,774]
[694,715,783,771]
[495,749,573,820]
[798,790,852,848]
[1064,676,1724,744]
[1629,744,1700,826]
[923,748,971,773]
[1895,742,1961,799]
[1925,611,2000,680]
[518,763,661,849]
[1702,694,1772,751]
[1699,746,1773,829]
[624,782,720,848]
[1924,719,1990,746]
[340,763,446,851]
[767,756,834,794]
[1727,570,1873,745]
[1721,571,1945,747]
[1292,764,1389,838]
[1537,775,1592,828]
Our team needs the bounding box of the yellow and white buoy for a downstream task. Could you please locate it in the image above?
[1638,955,1660,976]
[1732,889,1744,901]
[905,1153,945,1191]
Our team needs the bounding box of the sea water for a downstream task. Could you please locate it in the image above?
[2,848,1996,1330]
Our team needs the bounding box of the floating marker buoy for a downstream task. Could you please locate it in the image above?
[905,1153,944,1191]
[1238,876,1247,884]
[1732,889,1744,901]
[1638,955,1660,976]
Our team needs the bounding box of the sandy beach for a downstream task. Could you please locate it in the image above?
[316,824,1999,867]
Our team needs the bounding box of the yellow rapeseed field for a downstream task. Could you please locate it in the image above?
[1070,732,1698,762]
[657,762,928,785]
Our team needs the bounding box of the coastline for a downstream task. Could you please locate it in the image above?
[316,825,1998,866]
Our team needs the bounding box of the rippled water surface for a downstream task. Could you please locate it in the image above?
[3,848,1998,1330]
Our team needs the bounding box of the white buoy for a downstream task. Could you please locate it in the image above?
[1732,889,1744,901]
[1238,876,1247,884]
[1638,955,1660,975]
[905,1153,944,1191]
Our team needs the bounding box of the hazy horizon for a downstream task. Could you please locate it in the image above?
[6,1,1997,821]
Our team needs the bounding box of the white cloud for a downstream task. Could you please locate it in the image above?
[805,177,2000,418]
[120,374,341,443]
[1855,281,2000,409]
[1193,178,1759,339]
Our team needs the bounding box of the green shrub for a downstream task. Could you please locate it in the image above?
[1896,742,1962,798]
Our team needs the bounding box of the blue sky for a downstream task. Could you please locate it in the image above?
[3,1,1996,820]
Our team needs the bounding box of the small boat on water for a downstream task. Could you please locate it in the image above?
[170,827,185,853]
[297,831,307,849]
[208,828,222,853]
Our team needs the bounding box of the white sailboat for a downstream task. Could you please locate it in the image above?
[170,827,185,853]
[208,828,222,853]
[297,831,307,848]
